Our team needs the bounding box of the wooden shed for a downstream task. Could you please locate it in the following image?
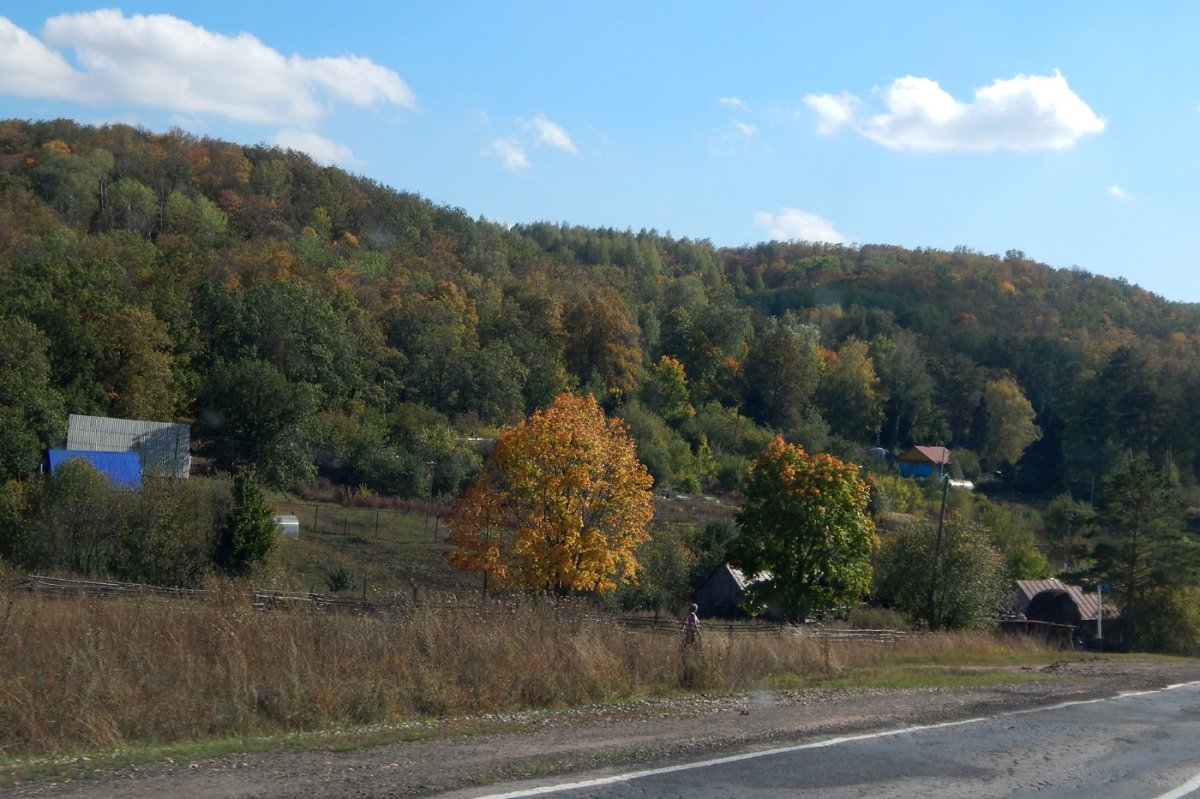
[692,564,761,619]
[896,446,951,479]
[1014,579,1119,649]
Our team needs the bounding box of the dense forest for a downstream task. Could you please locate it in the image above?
[2,117,1199,505]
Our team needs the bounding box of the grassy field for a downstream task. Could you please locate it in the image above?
[265,496,477,598]
[0,492,1068,783]
[263,493,736,599]
[0,572,1063,766]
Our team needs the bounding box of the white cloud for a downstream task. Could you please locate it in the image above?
[273,129,356,166]
[488,137,530,171]
[805,91,860,135]
[0,17,80,99]
[486,114,575,169]
[719,96,750,112]
[755,208,848,244]
[0,10,414,165]
[806,71,1104,152]
[528,114,576,153]
[731,120,758,138]
[1108,185,1129,200]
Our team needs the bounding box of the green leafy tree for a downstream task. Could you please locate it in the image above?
[29,141,113,228]
[111,479,226,587]
[1088,461,1200,649]
[872,331,938,448]
[730,436,876,621]
[1043,492,1095,572]
[617,399,694,488]
[641,355,693,426]
[975,497,1052,579]
[874,517,1008,630]
[22,459,122,576]
[97,177,158,237]
[0,318,65,480]
[743,325,822,432]
[214,471,277,578]
[198,358,318,489]
[982,375,1042,469]
[815,337,883,441]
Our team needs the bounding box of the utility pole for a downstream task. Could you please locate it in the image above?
[925,477,975,629]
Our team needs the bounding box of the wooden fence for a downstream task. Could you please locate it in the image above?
[611,614,909,643]
[17,576,910,643]
[21,575,372,612]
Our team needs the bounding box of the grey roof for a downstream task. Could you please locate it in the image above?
[726,565,771,589]
[66,414,191,479]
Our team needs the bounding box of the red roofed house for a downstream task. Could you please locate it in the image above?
[896,446,951,479]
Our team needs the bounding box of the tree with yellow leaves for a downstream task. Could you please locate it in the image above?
[444,392,654,594]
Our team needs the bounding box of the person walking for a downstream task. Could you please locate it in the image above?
[682,602,702,652]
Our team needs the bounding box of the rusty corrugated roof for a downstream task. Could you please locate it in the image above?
[1014,579,1119,621]
[897,445,952,464]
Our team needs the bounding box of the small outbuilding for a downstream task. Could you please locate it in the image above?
[692,564,777,620]
[66,414,191,479]
[274,514,300,540]
[896,446,952,479]
[1014,578,1119,649]
[693,564,753,618]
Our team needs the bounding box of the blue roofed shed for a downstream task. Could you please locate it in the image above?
[48,449,143,489]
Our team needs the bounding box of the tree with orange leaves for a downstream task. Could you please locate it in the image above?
[731,436,876,621]
[444,392,654,594]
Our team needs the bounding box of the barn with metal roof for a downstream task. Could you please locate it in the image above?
[65,414,191,479]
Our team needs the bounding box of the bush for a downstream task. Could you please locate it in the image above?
[326,567,358,593]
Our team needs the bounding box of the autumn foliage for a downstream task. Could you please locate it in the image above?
[444,392,654,594]
[732,436,877,621]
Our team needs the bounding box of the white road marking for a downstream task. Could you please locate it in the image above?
[1153,769,1200,799]
[465,681,1200,799]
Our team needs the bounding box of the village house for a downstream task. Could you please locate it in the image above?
[895,445,952,479]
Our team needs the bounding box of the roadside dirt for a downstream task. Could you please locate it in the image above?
[9,657,1200,799]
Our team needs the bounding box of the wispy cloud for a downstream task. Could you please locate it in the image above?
[1108,185,1129,200]
[484,113,576,170]
[528,114,576,153]
[806,71,1104,152]
[755,207,848,244]
[273,129,357,165]
[487,137,531,171]
[805,91,861,135]
[0,11,416,164]
[719,96,750,112]
[731,120,758,138]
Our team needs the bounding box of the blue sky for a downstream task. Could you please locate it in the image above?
[3,3,1200,301]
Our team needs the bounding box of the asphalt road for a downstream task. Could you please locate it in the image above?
[451,681,1200,799]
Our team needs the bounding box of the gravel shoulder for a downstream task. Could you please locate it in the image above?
[9,656,1200,799]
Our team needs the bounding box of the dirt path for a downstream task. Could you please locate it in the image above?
[9,657,1200,799]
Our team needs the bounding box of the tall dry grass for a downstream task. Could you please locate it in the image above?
[0,579,1047,758]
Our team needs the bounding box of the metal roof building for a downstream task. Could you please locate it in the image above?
[1014,578,1118,623]
[896,446,952,478]
[65,414,191,479]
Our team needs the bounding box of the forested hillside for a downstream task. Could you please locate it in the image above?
[2,118,1199,499]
